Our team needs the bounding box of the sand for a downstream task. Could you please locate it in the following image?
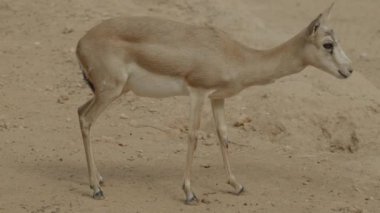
[1,0,380,212]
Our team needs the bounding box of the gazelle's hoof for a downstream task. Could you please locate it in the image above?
[93,190,105,200]
[236,186,245,195]
[185,194,199,205]
[227,180,245,195]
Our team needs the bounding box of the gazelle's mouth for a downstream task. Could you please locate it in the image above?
[338,70,348,79]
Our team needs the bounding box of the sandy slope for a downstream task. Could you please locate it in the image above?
[1,0,380,212]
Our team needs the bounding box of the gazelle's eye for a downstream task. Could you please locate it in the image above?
[323,43,334,50]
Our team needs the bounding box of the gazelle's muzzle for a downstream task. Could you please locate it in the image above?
[338,67,353,79]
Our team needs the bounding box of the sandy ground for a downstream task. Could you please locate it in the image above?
[1,0,380,212]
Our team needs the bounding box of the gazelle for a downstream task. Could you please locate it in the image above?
[76,4,352,204]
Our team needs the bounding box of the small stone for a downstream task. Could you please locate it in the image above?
[201,164,211,168]
[57,95,69,104]
[44,86,53,92]
[62,27,74,34]
[197,131,207,140]
[233,115,252,127]
[173,149,182,154]
[282,145,293,152]
[179,125,188,133]
[206,133,214,138]
[359,52,369,60]
[119,113,128,120]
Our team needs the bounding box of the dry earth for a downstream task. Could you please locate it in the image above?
[1,0,380,212]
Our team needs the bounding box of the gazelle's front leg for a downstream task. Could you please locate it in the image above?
[211,99,244,194]
[182,89,205,205]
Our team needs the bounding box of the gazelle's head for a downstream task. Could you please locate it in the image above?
[302,4,353,79]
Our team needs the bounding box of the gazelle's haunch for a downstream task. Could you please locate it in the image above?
[76,4,352,204]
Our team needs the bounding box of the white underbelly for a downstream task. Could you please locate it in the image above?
[126,64,189,98]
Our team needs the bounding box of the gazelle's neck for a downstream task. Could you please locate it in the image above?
[242,30,308,87]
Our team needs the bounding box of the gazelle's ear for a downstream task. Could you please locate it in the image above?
[306,3,334,37]
[306,14,322,37]
[320,2,334,22]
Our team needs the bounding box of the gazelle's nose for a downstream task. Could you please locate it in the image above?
[348,69,353,74]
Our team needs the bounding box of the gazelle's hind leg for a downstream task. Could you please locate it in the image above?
[211,99,244,194]
[182,88,205,205]
[78,84,126,200]
[78,99,104,184]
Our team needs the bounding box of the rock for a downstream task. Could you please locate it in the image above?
[57,95,69,104]
[173,149,182,154]
[233,114,252,127]
[201,164,211,168]
[202,140,214,146]
[62,27,74,34]
[196,130,207,140]
[119,113,128,120]
[359,52,370,61]
[207,133,214,138]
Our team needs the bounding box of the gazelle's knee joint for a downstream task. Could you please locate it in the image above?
[217,126,229,147]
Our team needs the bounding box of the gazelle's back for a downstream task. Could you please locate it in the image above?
[86,16,243,52]
[77,16,253,89]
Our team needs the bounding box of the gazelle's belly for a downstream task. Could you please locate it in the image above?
[127,64,189,98]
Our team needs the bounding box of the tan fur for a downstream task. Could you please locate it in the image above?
[77,17,266,94]
[76,4,353,203]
